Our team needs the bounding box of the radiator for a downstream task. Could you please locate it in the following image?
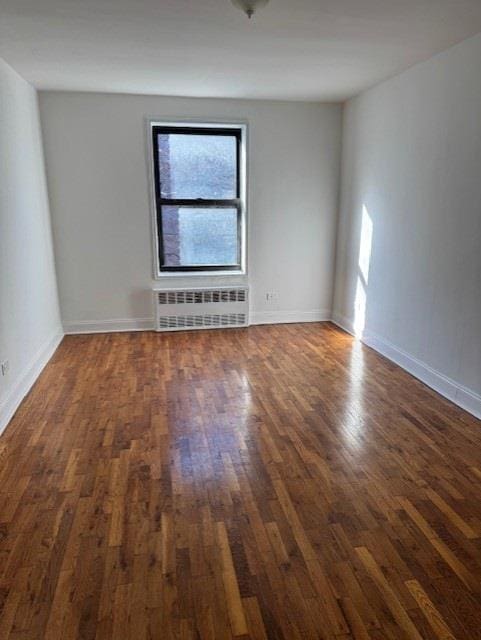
[153,286,249,332]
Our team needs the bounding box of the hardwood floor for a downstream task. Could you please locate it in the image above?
[1,323,481,639]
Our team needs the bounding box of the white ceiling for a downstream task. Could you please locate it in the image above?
[1,0,481,101]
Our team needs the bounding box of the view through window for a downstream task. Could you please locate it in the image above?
[152,124,245,273]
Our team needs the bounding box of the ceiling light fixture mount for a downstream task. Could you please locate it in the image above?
[231,0,270,19]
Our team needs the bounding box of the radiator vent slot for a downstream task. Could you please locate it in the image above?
[158,289,247,305]
[154,287,249,332]
[158,314,247,329]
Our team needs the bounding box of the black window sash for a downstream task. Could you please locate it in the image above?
[157,202,243,272]
[152,125,243,272]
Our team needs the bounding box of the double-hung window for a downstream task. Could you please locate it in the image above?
[151,123,246,274]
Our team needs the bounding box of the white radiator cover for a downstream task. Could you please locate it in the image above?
[153,286,249,332]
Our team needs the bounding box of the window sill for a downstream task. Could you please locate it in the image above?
[154,269,246,279]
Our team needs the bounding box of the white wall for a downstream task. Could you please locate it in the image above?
[38,92,342,331]
[0,59,62,432]
[333,32,481,418]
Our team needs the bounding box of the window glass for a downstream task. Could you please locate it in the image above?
[161,207,238,267]
[158,133,237,199]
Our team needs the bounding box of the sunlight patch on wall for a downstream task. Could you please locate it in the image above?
[353,205,373,337]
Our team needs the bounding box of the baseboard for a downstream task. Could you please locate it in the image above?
[65,312,331,333]
[250,309,332,326]
[363,332,481,420]
[0,329,64,436]
[331,312,481,421]
[330,311,356,336]
[63,318,155,334]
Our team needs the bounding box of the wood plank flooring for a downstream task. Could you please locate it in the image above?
[1,322,481,639]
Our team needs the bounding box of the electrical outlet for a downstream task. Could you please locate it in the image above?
[266,292,279,303]
[1,360,9,377]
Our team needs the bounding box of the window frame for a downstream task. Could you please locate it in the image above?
[149,121,247,276]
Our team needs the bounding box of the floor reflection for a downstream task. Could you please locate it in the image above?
[341,339,367,451]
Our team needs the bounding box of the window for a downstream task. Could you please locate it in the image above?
[151,123,246,274]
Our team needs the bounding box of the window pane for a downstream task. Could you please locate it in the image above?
[158,133,237,199]
[161,207,238,267]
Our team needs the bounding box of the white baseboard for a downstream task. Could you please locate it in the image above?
[330,311,356,336]
[363,333,481,420]
[331,311,481,421]
[65,312,331,333]
[0,329,64,436]
[250,309,332,326]
[64,318,155,334]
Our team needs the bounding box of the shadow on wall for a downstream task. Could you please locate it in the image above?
[353,205,373,337]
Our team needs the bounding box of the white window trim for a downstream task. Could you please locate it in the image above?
[146,118,248,279]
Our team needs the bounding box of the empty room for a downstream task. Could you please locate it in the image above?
[1,0,481,638]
